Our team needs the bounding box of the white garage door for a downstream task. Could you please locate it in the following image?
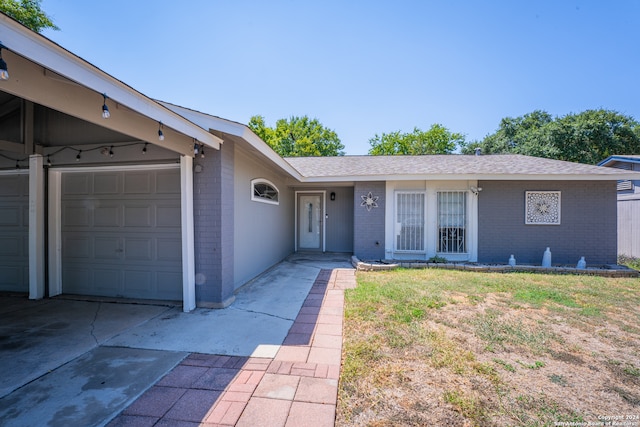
[61,168,182,300]
[0,173,29,292]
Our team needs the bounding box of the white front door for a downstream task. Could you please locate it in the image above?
[298,194,322,250]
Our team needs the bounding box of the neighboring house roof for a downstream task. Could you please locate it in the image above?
[286,154,640,182]
[598,155,640,167]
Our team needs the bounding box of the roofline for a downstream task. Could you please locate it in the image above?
[598,155,640,167]
[297,173,640,183]
[157,101,304,180]
[0,14,221,149]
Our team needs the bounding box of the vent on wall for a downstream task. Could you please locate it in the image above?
[617,180,633,191]
[612,162,633,191]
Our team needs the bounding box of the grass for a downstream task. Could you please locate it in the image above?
[470,308,561,354]
[337,268,640,426]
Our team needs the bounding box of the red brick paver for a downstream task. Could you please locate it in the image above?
[107,267,356,427]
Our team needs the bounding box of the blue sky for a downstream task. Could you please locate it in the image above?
[41,1,640,155]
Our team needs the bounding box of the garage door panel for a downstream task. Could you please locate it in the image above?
[93,269,121,294]
[0,175,28,196]
[157,206,180,227]
[63,236,91,258]
[63,174,90,194]
[157,238,181,262]
[124,238,152,261]
[94,205,120,227]
[94,237,122,259]
[156,172,181,194]
[156,271,182,300]
[63,205,91,227]
[0,207,20,225]
[124,270,152,294]
[0,235,24,256]
[124,173,151,194]
[0,174,29,292]
[123,205,152,227]
[0,266,25,291]
[61,169,181,300]
[63,268,91,294]
[94,173,119,194]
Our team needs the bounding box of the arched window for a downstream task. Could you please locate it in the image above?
[251,178,279,205]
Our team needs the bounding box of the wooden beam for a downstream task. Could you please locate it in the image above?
[0,139,24,153]
[22,99,34,154]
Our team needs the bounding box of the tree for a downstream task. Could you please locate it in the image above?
[248,115,345,157]
[548,110,640,164]
[461,110,556,158]
[0,0,58,32]
[461,109,640,164]
[368,124,465,155]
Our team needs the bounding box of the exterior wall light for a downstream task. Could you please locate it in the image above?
[101,93,110,119]
[330,192,336,201]
[158,122,164,141]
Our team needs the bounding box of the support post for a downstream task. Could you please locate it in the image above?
[28,154,44,299]
[180,155,196,312]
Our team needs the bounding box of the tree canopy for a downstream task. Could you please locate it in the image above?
[368,124,465,155]
[0,0,58,32]
[248,115,345,157]
[462,109,640,164]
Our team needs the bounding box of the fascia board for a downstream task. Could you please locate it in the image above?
[598,156,640,167]
[296,172,640,183]
[0,15,220,149]
[158,102,304,180]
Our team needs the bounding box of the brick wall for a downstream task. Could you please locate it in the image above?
[353,182,386,260]
[193,142,235,307]
[478,180,617,265]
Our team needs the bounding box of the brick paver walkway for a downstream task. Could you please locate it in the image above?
[107,268,356,427]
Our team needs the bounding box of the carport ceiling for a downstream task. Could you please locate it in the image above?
[0,90,135,149]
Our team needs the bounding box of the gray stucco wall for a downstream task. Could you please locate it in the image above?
[325,187,354,253]
[478,180,617,265]
[353,182,386,260]
[233,147,294,288]
[193,142,235,307]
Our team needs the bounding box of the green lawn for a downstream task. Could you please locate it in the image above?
[337,268,640,426]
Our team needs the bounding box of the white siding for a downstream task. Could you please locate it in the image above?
[618,197,640,258]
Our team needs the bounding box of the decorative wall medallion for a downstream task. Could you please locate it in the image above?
[525,191,561,224]
[360,192,379,211]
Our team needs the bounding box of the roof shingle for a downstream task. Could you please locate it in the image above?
[284,154,640,181]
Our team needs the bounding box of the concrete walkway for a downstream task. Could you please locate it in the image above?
[0,254,355,427]
[107,268,356,427]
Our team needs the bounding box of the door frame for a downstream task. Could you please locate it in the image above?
[294,190,326,252]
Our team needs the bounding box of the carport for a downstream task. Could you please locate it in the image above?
[0,15,221,311]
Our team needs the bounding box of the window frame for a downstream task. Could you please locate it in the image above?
[251,178,279,205]
[394,191,426,253]
[436,190,468,254]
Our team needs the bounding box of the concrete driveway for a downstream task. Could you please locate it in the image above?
[0,253,353,427]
